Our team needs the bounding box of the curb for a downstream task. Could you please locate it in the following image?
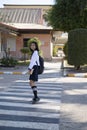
[64,73,87,78]
[63,60,87,78]
[0,70,28,75]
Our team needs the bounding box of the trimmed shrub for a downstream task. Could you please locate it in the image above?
[63,42,68,59]
[68,28,87,68]
[0,57,18,67]
[20,47,29,61]
[53,45,58,56]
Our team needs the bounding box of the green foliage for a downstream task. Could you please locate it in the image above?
[53,46,58,56]
[82,8,87,28]
[46,0,87,32]
[28,37,41,47]
[20,47,29,61]
[17,60,30,66]
[0,57,18,67]
[28,37,42,56]
[68,28,87,67]
[63,42,68,58]
[20,47,29,54]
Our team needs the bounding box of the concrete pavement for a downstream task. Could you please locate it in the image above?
[59,77,87,130]
[0,57,87,78]
[63,60,87,78]
[0,66,28,75]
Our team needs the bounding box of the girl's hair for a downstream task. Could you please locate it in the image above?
[30,42,39,52]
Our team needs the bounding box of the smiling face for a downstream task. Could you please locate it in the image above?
[30,43,36,51]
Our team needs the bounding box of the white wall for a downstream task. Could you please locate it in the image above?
[7,37,16,51]
[0,32,1,52]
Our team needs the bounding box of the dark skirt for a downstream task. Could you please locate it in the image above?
[29,65,38,81]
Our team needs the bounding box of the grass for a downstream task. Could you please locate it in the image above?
[17,60,30,66]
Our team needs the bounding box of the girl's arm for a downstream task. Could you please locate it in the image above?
[28,51,38,70]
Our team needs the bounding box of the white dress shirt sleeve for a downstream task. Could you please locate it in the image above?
[28,50,39,70]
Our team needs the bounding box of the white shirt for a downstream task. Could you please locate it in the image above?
[28,50,40,70]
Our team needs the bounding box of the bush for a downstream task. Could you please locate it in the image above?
[63,42,68,59]
[68,28,87,68]
[20,47,29,61]
[53,46,58,56]
[0,57,18,67]
[28,37,41,47]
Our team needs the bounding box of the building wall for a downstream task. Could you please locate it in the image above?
[0,31,52,60]
[0,32,3,59]
[15,33,52,60]
[7,34,53,60]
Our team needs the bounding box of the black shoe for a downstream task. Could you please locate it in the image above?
[32,97,40,104]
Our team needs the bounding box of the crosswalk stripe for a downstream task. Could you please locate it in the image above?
[0,97,61,104]
[0,120,59,130]
[0,109,59,118]
[12,85,62,91]
[0,79,62,130]
[0,92,61,98]
[6,88,61,94]
[0,102,60,110]
[14,82,63,87]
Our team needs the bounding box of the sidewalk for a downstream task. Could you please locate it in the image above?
[0,65,28,75]
[0,57,62,75]
[63,60,87,78]
[1,58,87,77]
[59,77,87,130]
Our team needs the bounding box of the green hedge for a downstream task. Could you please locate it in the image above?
[63,42,68,59]
[0,57,18,67]
[68,28,87,67]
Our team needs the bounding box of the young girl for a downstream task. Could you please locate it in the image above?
[28,42,40,103]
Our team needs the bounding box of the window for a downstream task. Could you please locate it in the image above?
[23,38,30,47]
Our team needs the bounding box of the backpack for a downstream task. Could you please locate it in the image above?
[38,56,44,74]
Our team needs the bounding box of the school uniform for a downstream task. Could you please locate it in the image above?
[28,50,40,81]
[28,50,40,103]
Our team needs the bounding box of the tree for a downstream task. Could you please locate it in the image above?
[68,28,87,69]
[63,42,68,59]
[20,47,29,62]
[46,0,87,32]
[45,0,87,69]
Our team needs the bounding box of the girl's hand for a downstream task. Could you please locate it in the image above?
[28,69,34,75]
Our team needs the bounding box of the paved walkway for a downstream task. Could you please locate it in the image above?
[0,66,28,74]
[63,60,87,78]
[59,77,87,130]
[0,57,87,78]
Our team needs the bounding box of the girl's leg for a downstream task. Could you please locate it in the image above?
[29,80,38,99]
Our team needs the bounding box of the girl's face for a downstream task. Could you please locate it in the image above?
[30,43,36,51]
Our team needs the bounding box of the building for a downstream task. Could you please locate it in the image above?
[0,5,53,60]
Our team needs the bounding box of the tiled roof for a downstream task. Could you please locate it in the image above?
[0,8,42,24]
